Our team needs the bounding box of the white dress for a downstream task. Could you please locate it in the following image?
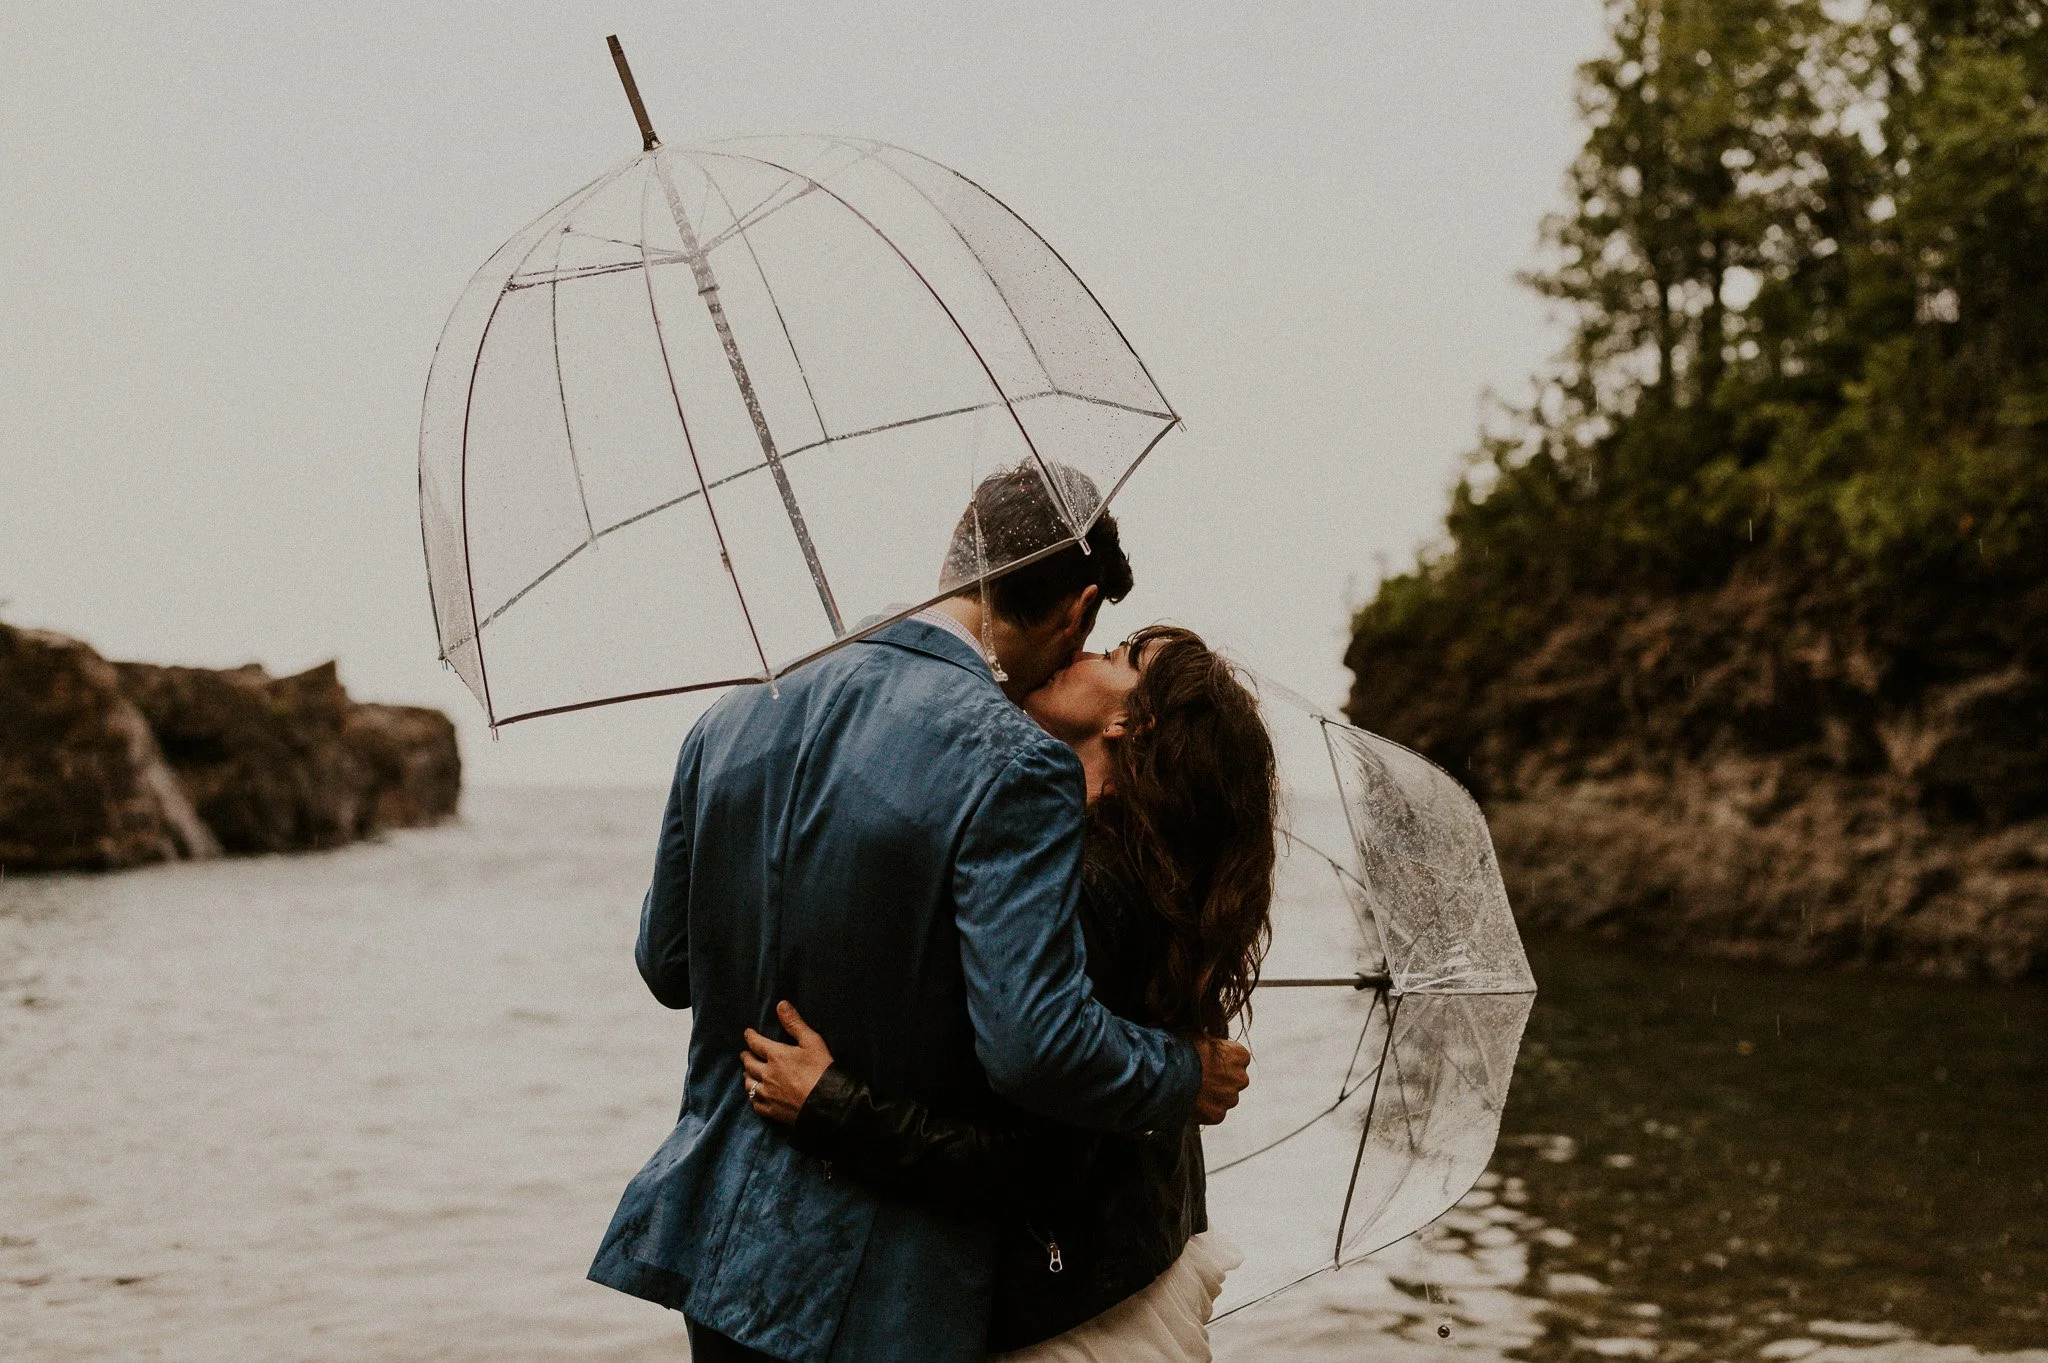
[991,1232,1242,1363]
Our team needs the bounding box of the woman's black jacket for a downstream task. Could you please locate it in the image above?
[786,855,1205,1353]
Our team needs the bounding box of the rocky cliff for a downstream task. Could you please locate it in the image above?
[1345,568,2048,981]
[0,623,459,872]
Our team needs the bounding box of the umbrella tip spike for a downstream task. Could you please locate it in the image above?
[607,35,661,152]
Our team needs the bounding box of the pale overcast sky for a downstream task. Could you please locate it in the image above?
[2,1,1606,785]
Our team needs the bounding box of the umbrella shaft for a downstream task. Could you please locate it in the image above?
[1256,974,1392,991]
[650,157,846,641]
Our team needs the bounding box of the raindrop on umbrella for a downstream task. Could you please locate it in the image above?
[419,39,1180,727]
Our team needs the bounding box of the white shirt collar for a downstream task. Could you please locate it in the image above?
[911,606,992,674]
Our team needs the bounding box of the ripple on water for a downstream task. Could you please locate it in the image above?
[2,795,2043,1363]
[1480,932,2048,1363]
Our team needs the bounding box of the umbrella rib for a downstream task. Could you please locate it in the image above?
[419,152,633,669]
[853,137,1181,424]
[1211,1260,1344,1324]
[693,147,1089,549]
[452,283,511,723]
[695,181,817,257]
[507,188,815,291]
[1333,991,1401,1263]
[449,160,635,725]
[471,394,1053,631]
[1418,999,1509,1101]
[694,134,855,242]
[1340,991,1388,1095]
[1074,412,1181,541]
[1208,1015,1380,1176]
[502,169,826,294]
[829,136,1061,395]
[695,159,835,464]
[491,673,769,726]
[651,154,845,640]
[1206,978,1401,1176]
[487,566,1001,727]
[475,540,589,632]
[1045,388,1175,421]
[636,169,778,684]
[482,509,1198,727]
[1212,1223,1443,1325]
[826,142,1167,426]
[1282,828,1382,951]
[1205,1095,1350,1175]
[1404,985,1539,997]
[1324,860,1393,977]
[1279,828,1373,899]
[1319,719,1400,956]
[1377,1009,1427,1156]
[777,397,1038,456]
[565,228,656,250]
[1402,967,1516,993]
[548,231,599,546]
[506,252,693,290]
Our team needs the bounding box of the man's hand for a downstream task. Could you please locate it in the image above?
[1191,1035,1251,1125]
[742,1000,835,1125]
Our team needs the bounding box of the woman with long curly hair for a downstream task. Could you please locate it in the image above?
[740,625,1279,1360]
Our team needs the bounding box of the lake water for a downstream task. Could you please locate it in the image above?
[2,789,2041,1361]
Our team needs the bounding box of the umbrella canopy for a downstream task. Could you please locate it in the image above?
[419,133,1178,726]
[1205,675,1537,1317]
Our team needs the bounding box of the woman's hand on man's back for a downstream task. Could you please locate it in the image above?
[743,1000,835,1125]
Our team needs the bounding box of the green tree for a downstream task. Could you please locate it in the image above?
[1348,0,2048,778]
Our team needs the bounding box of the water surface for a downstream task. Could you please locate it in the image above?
[2,790,2040,1361]
[1482,932,2047,1361]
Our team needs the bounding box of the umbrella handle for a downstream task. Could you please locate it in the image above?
[607,35,660,152]
[1256,973,1391,991]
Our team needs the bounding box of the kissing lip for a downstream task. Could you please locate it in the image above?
[1026,653,1093,706]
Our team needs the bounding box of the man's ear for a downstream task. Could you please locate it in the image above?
[1059,585,1101,645]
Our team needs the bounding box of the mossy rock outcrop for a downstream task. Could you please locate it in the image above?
[1346,570,2048,981]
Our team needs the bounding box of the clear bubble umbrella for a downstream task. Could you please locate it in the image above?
[419,40,1178,726]
[1206,674,1538,1317]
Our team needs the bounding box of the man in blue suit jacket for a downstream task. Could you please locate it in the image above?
[589,470,1250,1361]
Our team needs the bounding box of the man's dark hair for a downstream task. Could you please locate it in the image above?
[941,464,1134,626]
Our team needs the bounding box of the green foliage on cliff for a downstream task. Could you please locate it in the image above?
[1350,0,2048,751]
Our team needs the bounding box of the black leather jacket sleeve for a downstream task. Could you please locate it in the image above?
[783,870,1145,1227]
[789,1064,1069,1219]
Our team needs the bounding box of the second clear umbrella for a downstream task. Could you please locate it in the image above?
[1206,675,1538,1318]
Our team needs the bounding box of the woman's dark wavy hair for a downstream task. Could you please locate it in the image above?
[1086,626,1278,1038]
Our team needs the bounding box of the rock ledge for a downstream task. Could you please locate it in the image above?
[0,623,459,872]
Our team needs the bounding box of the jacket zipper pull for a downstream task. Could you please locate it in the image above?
[1047,1241,1063,1274]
